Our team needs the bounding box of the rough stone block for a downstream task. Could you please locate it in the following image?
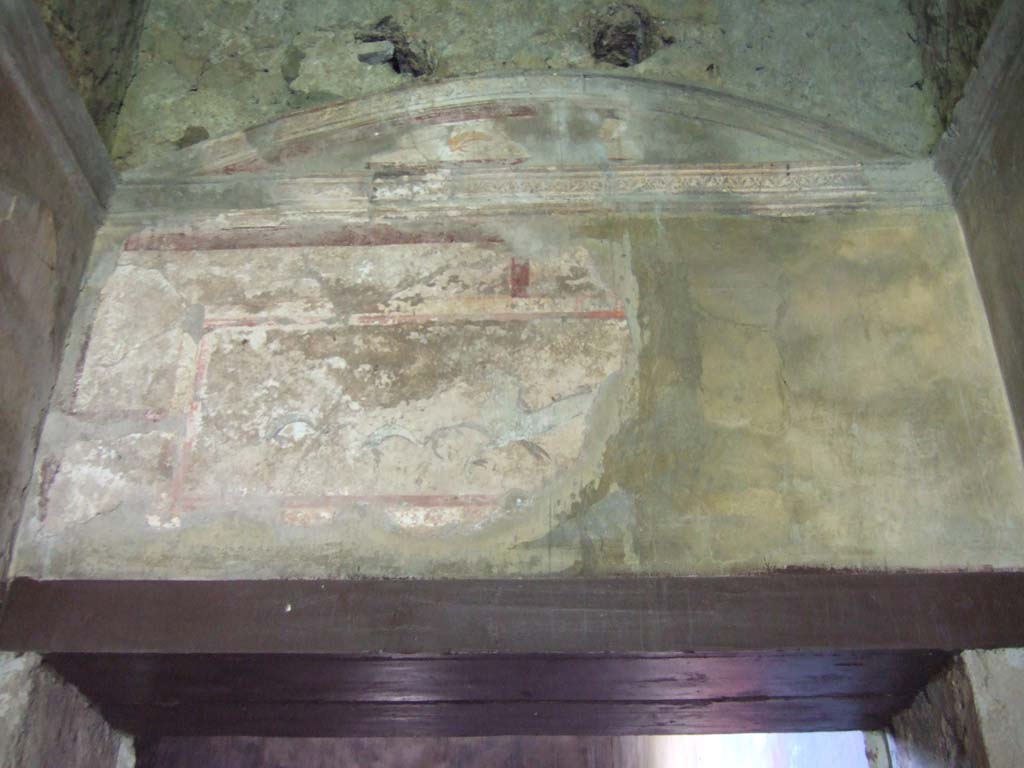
[0,653,128,768]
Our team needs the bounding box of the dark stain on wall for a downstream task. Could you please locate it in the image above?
[907,0,1003,132]
[33,0,150,146]
[890,657,991,767]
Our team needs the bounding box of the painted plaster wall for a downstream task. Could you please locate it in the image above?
[16,205,1024,579]
[34,0,150,146]
[0,654,132,768]
[112,0,938,168]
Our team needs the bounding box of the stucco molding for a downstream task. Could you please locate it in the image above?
[111,159,947,229]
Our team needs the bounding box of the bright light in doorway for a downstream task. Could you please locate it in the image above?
[648,731,872,768]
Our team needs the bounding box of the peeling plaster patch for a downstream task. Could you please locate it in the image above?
[372,169,451,202]
[36,433,176,536]
[37,228,634,572]
[365,122,528,167]
[282,507,333,526]
[75,265,190,413]
[388,503,495,530]
[191,318,629,502]
[271,418,316,445]
[176,235,634,535]
[49,462,126,530]
[124,247,334,325]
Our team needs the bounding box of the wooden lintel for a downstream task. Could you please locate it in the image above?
[2,572,1023,655]
[3,573,1020,737]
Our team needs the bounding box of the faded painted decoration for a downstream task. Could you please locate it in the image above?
[12,74,1024,580]
[66,229,634,540]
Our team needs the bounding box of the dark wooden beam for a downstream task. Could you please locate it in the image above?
[44,650,945,737]
[3,572,1021,738]
[3,572,1024,654]
[44,651,945,703]
[95,695,913,738]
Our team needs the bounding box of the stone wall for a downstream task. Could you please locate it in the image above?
[0,654,132,768]
[935,0,1024,455]
[890,650,1024,767]
[890,658,989,767]
[907,0,1003,133]
[0,0,113,577]
[112,0,937,168]
[34,0,150,146]
[960,650,1024,768]
[889,7,1024,761]
[0,0,121,753]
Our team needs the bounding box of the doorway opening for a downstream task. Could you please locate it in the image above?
[141,731,886,767]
